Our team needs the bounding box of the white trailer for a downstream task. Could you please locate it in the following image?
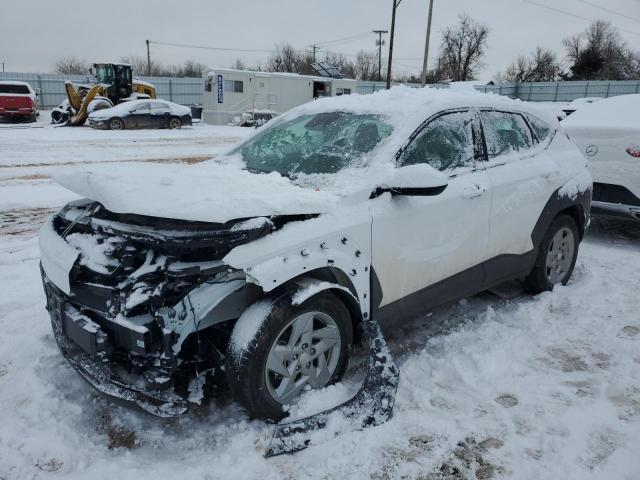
[201,67,357,125]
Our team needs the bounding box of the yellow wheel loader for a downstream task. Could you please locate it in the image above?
[51,63,156,126]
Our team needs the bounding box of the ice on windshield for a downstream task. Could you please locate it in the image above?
[234,112,393,175]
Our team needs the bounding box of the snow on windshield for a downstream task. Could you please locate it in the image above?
[233,112,393,176]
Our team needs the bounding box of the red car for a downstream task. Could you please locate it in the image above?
[0,81,39,122]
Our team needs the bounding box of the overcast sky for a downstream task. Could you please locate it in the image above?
[2,0,639,80]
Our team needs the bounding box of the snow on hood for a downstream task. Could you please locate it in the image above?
[52,161,339,224]
[562,94,640,130]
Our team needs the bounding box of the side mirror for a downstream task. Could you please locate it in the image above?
[129,108,136,113]
[371,164,448,198]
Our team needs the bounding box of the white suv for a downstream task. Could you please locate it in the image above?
[40,88,592,425]
[562,94,640,221]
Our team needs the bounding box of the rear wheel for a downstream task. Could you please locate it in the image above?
[168,117,182,129]
[108,118,124,130]
[225,292,353,421]
[525,214,579,293]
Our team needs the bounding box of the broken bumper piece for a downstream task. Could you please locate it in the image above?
[266,320,400,457]
[43,274,188,418]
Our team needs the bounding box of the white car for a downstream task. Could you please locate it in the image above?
[39,88,592,430]
[563,94,640,221]
[562,97,603,117]
[88,99,192,130]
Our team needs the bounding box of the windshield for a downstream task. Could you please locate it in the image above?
[232,112,393,175]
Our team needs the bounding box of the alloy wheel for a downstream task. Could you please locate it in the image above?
[545,227,575,284]
[264,311,342,404]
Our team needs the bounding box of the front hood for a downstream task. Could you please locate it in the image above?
[52,161,339,223]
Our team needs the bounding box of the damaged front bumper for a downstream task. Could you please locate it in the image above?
[42,271,189,417]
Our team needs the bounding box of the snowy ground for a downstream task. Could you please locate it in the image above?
[1,119,639,479]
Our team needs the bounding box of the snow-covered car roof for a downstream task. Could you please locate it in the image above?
[262,86,559,164]
[562,94,639,130]
[274,86,557,134]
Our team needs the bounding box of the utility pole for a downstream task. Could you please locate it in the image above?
[146,39,151,76]
[420,0,434,87]
[386,0,402,89]
[311,44,318,63]
[373,30,388,82]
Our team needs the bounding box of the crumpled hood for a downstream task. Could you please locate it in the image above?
[52,161,339,223]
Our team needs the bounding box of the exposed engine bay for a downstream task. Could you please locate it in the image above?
[42,199,284,415]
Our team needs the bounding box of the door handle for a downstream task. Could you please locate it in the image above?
[462,184,488,199]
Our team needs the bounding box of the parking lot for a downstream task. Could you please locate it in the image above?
[0,117,638,480]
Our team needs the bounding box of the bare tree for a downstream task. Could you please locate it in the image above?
[352,51,378,80]
[437,14,489,81]
[232,58,246,70]
[120,56,206,77]
[564,21,640,80]
[266,44,302,73]
[53,56,90,75]
[120,55,162,76]
[499,47,561,82]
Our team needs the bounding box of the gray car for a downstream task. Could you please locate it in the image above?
[88,99,192,130]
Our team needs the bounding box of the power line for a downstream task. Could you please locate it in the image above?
[577,0,640,24]
[148,40,275,54]
[521,0,640,36]
[313,32,375,47]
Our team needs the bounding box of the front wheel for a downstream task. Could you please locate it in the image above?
[525,214,579,293]
[168,117,182,129]
[108,117,124,130]
[225,292,353,421]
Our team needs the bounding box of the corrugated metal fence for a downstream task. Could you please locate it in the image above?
[357,79,640,102]
[2,71,639,108]
[0,72,204,108]
[478,80,640,101]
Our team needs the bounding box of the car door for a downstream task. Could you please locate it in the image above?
[370,109,492,311]
[127,102,151,128]
[150,102,171,128]
[479,109,561,259]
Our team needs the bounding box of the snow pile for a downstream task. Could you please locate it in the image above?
[65,233,120,274]
[52,160,340,224]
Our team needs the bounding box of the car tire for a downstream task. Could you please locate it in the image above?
[108,118,124,130]
[524,214,579,293]
[168,117,182,129]
[225,291,353,421]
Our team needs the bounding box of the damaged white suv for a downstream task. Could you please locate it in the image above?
[40,88,592,433]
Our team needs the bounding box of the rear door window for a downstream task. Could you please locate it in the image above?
[0,84,30,94]
[132,102,150,112]
[400,110,477,172]
[526,114,554,143]
[480,111,533,158]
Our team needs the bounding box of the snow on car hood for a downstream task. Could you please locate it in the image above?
[51,160,340,223]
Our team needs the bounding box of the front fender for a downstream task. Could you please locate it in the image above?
[224,215,372,319]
